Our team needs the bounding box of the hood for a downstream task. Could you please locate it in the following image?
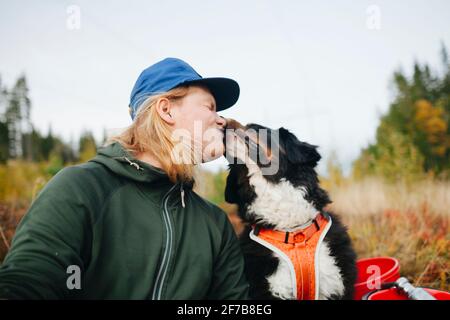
[89,142,171,184]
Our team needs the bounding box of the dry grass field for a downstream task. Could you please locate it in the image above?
[1,164,449,293]
[220,177,449,292]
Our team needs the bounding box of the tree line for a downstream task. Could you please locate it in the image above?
[1,44,449,182]
[0,75,98,165]
[353,44,450,182]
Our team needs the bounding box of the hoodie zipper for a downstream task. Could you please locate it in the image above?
[113,156,184,299]
[151,183,181,300]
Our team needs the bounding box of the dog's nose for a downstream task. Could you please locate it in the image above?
[225,118,245,130]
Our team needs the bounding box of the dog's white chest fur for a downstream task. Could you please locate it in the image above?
[247,168,318,229]
[247,169,345,299]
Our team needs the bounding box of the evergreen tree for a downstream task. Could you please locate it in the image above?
[353,44,450,180]
[0,77,8,163]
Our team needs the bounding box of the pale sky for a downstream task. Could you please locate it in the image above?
[1,0,449,174]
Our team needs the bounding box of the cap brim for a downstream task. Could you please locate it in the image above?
[180,77,240,111]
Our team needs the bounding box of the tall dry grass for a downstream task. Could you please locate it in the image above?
[324,177,449,291]
[0,160,54,261]
[195,167,449,291]
[0,160,53,207]
[1,162,448,292]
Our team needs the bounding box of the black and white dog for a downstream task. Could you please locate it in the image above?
[224,120,357,300]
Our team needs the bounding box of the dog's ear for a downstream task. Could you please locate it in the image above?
[278,127,321,166]
[225,166,239,204]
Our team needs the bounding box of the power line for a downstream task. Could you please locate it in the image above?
[80,10,152,63]
[264,0,318,138]
[57,0,152,64]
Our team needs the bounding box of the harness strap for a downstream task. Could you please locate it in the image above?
[255,214,328,245]
[252,213,331,300]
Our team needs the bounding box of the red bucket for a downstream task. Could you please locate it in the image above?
[364,287,450,300]
[354,257,400,300]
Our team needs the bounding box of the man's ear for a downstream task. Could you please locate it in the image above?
[278,127,321,166]
[224,166,239,204]
[155,98,175,125]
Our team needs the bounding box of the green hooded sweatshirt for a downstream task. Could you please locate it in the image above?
[0,142,249,299]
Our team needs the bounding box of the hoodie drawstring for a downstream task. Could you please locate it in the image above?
[180,183,185,208]
[119,156,186,208]
[123,157,144,171]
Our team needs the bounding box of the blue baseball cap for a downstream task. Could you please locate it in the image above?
[129,57,240,120]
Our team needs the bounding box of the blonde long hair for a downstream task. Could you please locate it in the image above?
[106,86,196,184]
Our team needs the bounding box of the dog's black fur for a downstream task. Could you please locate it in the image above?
[225,123,357,300]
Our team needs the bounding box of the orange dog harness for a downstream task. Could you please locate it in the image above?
[249,213,332,300]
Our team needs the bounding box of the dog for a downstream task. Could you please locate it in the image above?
[223,119,357,300]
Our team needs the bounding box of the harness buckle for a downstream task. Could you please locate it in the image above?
[254,225,261,236]
[313,218,320,231]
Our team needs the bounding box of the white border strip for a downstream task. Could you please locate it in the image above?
[249,229,297,299]
[314,215,332,299]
